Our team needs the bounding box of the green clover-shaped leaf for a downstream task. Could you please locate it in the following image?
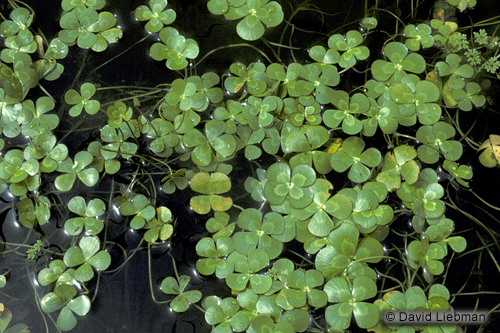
[330,136,381,183]
[416,122,462,163]
[264,162,316,208]
[324,276,379,329]
[0,8,35,46]
[59,7,99,49]
[224,62,269,96]
[161,275,202,312]
[21,96,59,138]
[404,24,434,51]
[286,269,327,308]
[38,260,67,286]
[242,96,280,128]
[190,172,233,214]
[0,149,39,184]
[150,27,199,70]
[64,196,105,236]
[407,240,445,276]
[266,63,302,97]
[224,0,284,41]
[135,0,176,33]
[64,82,100,117]
[233,209,284,259]
[63,237,111,282]
[161,168,190,194]
[362,98,399,136]
[442,160,473,187]
[119,194,155,229]
[90,12,123,52]
[196,236,235,278]
[24,132,69,173]
[376,145,420,191]
[452,82,486,111]
[226,249,272,294]
[296,64,339,104]
[286,125,332,174]
[328,30,370,68]
[41,284,91,331]
[390,77,441,125]
[323,90,369,134]
[205,297,250,332]
[435,54,474,90]
[371,42,426,82]
[308,45,340,72]
[107,101,132,128]
[100,123,138,159]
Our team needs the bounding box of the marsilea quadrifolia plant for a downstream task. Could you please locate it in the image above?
[0,0,499,331]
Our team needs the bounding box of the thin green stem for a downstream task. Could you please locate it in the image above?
[148,242,171,304]
[193,44,272,68]
[89,34,150,76]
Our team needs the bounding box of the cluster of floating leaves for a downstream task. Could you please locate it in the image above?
[0,0,497,332]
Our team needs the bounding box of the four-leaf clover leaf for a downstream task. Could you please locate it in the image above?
[324,275,380,329]
[226,249,272,294]
[407,240,446,276]
[264,162,316,209]
[55,151,99,192]
[404,23,435,51]
[196,236,235,278]
[435,54,474,89]
[371,42,426,82]
[59,7,99,49]
[189,172,233,214]
[149,27,199,70]
[323,90,370,134]
[63,237,111,282]
[376,145,420,191]
[65,82,101,116]
[452,82,486,111]
[416,121,463,163]
[205,297,250,333]
[161,275,202,313]
[41,284,91,331]
[64,196,106,236]
[0,7,35,47]
[24,131,69,173]
[328,30,370,68]
[233,208,285,259]
[38,259,67,286]
[286,269,328,308]
[390,78,442,125]
[224,0,284,41]
[330,136,381,183]
[119,194,156,229]
[135,0,176,33]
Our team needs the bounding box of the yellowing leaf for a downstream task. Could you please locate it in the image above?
[324,138,343,154]
[210,195,233,212]
[442,80,457,107]
[426,71,442,102]
[478,135,500,168]
[445,21,458,33]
